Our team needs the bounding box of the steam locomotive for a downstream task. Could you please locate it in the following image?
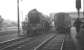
[22,9,51,37]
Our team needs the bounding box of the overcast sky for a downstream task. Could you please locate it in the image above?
[0,0,83,22]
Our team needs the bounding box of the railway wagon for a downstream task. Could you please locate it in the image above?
[22,9,51,37]
[54,13,71,33]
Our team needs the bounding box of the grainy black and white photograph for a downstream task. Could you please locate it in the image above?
[0,0,83,50]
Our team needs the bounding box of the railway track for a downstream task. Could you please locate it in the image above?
[0,33,55,50]
[34,34,66,50]
[0,37,32,50]
[13,33,56,50]
[0,33,76,50]
[34,34,76,50]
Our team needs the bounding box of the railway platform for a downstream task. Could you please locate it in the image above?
[71,27,82,50]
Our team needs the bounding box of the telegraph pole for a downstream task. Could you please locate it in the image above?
[17,0,20,36]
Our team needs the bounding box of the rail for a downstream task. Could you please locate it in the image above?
[34,34,56,50]
[60,34,67,50]
[60,39,65,50]
[0,37,31,50]
[34,34,66,50]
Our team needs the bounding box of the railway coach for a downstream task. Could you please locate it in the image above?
[54,12,71,33]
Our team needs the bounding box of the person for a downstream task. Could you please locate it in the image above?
[73,18,81,34]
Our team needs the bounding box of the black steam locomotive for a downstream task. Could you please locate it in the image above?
[22,9,51,37]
